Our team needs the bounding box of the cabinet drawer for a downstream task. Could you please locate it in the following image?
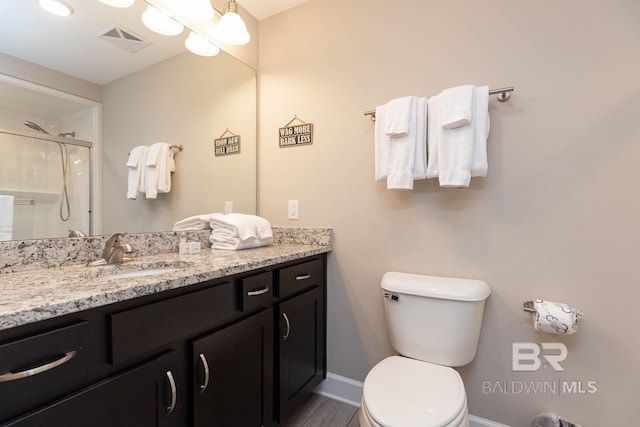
[110,282,236,365]
[277,258,324,299]
[239,272,273,312]
[0,322,90,422]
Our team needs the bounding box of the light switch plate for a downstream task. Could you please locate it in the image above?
[224,201,233,214]
[288,200,299,220]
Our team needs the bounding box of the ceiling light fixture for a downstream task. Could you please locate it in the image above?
[141,5,184,36]
[39,0,74,17]
[99,0,250,56]
[185,31,220,57]
[97,0,135,7]
[215,0,250,46]
[174,0,215,21]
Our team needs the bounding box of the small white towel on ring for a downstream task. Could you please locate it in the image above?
[531,299,584,335]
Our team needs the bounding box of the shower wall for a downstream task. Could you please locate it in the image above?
[0,133,91,240]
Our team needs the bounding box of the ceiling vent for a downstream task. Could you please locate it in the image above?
[97,25,148,53]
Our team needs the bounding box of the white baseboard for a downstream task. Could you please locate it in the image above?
[469,414,513,427]
[314,372,512,427]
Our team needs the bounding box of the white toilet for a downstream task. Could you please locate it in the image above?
[359,272,491,427]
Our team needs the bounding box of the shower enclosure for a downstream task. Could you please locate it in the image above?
[0,127,92,240]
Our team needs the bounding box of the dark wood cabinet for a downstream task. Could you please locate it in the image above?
[5,351,180,427]
[277,286,325,422]
[193,309,273,427]
[0,254,327,427]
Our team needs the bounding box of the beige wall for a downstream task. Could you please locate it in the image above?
[102,51,256,233]
[257,0,639,425]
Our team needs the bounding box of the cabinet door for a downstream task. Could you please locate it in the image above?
[5,351,180,427]
[277,286,325,422]
[192,309,274,427]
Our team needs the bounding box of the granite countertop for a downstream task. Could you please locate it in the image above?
[0,243,331,331]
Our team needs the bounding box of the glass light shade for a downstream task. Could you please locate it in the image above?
[142,5,184,36]
[215,11,250,45]
[185,32,220,57]
[174,0,215,21]
[98,0,135,7]
[39,0,74,16]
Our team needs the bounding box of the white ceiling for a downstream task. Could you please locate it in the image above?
[0,0,308,86]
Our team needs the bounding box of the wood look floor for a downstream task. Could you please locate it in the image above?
[281,393,360,427]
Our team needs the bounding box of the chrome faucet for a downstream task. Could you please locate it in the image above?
[88,232,135,266]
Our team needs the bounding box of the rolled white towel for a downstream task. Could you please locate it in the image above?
[173,214,215,231]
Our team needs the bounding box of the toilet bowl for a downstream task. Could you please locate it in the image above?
[359,356,469,427]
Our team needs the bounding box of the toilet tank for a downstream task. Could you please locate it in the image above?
[382,272,491,367]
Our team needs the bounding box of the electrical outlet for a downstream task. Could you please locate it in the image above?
[224,201,233,214]
[288,200,299,220]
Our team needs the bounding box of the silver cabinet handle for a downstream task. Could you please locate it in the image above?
[166,370,177,414]
[0,351,76,383]
[282,312,291,341]
[295,274,311,281]
[247,286,270,296]
[198,353,210,393]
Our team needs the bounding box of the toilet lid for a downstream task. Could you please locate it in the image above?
[363,356,466,427]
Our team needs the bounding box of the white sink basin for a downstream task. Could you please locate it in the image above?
[104,268,179,280]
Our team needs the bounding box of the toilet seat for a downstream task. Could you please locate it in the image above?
[361,356,468,427]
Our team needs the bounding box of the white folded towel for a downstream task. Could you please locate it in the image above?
[441,85,474,129]
[413,97,428,180]
[471,86,490,177]
[426,95,443,179]
[0,195,14,241]
[126,145,148,200]
[386,96,415,136]
[387,98,419,190]
[209,213,273,250]
[145,143,173,199]
[374,104,389,181]
[433,85,490,188]
[173,214,215,231]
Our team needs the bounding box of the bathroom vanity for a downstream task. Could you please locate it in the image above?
[0,230,331,426]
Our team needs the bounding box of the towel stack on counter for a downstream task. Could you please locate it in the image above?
[173,213,273,251]
[127,143,176,200]
[375,85,490,189]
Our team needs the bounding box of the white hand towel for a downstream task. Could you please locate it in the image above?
[471,86,490,177]
[438,86,477,188]
[209,234,273,250]
[441,85,474,129]
[413,97,428,180]
[0,195,14,241]
[426,95,443,179]
[374,104,389,181]
[385,96,415,136]
[156,143,173,194]
[173,214,215,231]
[144,143,171,199]
[387,98,419,190]
[127,145,148,200]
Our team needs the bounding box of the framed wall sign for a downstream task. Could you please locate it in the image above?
[279,116,313,148]
[214,129,241,156]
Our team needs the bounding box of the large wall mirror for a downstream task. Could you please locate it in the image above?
[0,1,256,241]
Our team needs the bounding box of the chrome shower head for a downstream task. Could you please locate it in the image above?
[24,121,50,135]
